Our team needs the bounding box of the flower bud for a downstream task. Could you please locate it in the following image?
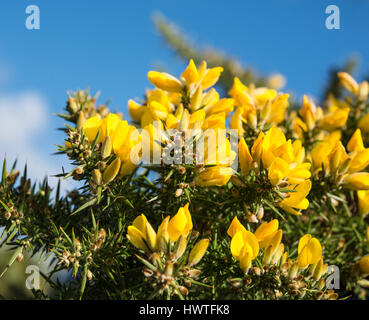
[357,279,369,288]
[256,205,264,221]
[338,72,359,95]
[101,136,112,159]
[173,234,187,260]
[178,109,190,132]
[175,188,183,197]
[68,97,78,113]
[358,81,369,101]
[288,261,299,279]
[178,286,189,296]
[188,239,209,267]
[246,110,257,129]
[191,86,203,111]
[16,252,24,263]
[77,112,86,131]
[92,169,102,185]
[313,258,324,281]
[164,261,173,277]
[358,255,369,275]
[260,100,271,122]
[87,270,93,281]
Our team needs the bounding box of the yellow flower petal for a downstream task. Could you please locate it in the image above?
[147,71,182,92]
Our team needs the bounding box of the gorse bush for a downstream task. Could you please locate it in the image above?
[1,59,369,300]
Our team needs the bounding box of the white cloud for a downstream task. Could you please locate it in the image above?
[0,92,47,143]
[0,91,74,192]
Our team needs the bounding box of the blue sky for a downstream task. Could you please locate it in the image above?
[0,0,368,191]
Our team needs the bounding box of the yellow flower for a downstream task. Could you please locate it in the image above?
[328,141,349,173]
[262,230,283,265]
[199,88,219,112]
[268,157,290,186]
[181,59,199,85]
[261,127,286,168]
[297,234,322,268]
[230,229,259,272]
[252,87,277,106]
[126,224,150,253]
[100,113,121,142]
[83,115,102,142]
[299,95,320,130]
[194,166,233,187]
[343,172,369,190]
[251,131,265,163]
[127,213,159,253]
[319,107,350,131]
[227,216,247,237]
[229,77,253,107]
[130,214,157,251]
[278,180,312,215]
[167,203,193,242]
[254,219,279,248]
[358,190,369,216]
[188,239,209,267]
[310,134,341,172]
[254,219,284,265]
[200,65,224,90]
[102,157,121,184]
[180,59,224,91]
[205,98,234,117]
[229,78,288,128]
[347,129,365,152]
[238,137,253,176]
[230,107,246,136]
[267,94,289,124]
[147,71,182,93]
[127,207,194,254]
[348,149,369,173]
[288,162,311,185]
[358,255,369,275]
[128,99,146,122]
[82,113,141,177]
[292,117,308,139]
[346,130,369,173]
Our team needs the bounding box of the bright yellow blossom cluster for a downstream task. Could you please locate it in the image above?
[226,217,327,283]
[236,126,312,215]
[53,62,369,300]
[126,204,209,298]
[229,77,290,136]
[227,217,285,272]
[82,113,141,179]
[128,59,237,187]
